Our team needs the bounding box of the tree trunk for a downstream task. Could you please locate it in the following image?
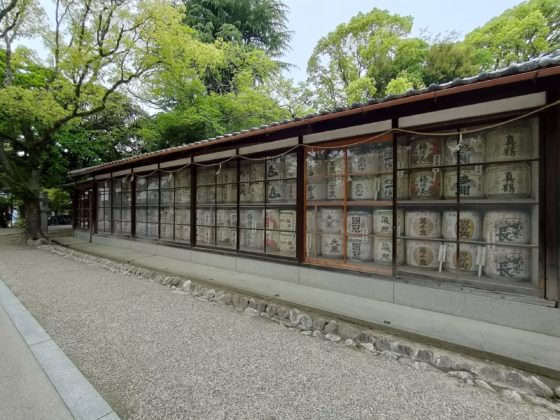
[3,38,13,86]
[23,169,45,240]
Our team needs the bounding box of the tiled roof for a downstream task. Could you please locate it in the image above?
[69,52,560,177]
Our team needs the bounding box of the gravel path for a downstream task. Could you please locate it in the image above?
[0,236,556,420]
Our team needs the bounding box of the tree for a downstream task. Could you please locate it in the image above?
[183,0,291,57]
[306,8,425,110]
[0,0,213,239]
[465,0,560,70]
[423,38,479,86]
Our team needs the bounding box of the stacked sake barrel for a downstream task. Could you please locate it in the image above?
[239,209,264,250]
[441,210,482,274]
[240,163,265,203]
[266,154,297,203]
[404,211,442,270]
[265,208,297,255]
[408,138,443,200]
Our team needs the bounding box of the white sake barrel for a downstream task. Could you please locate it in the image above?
[216,209,229,227]
[265,209,280,230]
[347,238,373,262]
[379,145,393,172]
[285,179,297,202]
[372,209,404,236]
[319,208,343,233]
[220,183,237,203]
[240,209,263,229]
[406,240,441,269]
[484,163,531,199]
[306,231,317,257]
[239,183,250,202]
[196,186,208,204]
[483,210,530,244]
[279,210,296,231]
[196,209,214,226]
[175,225,190,241]
[217,227,236,247]
[307,153,327,177]
[197,169,215,186]
[485,123,532,162]
[321,234,343,258]
[373,237,404,265]
[239,165,251,182]
[327,151,344,175]
[266,181,285,202]
[326,177,345,200]
[196,226,214,245]
[175,209,190,225]
[443,134,485,165]
[443,168,484,199]
[409,170,442,200]
[284,154,298,178]
[250,163,265,181]
[307,181,327,200]
[241,229,263,250]
[306,210,316,232]
[396,171,409,199]
[378,174,396,200]
[266,157,284,180]
[249,181,265,202]
[265,230,280,251]
[484,246,531,281]
[442,210,482,241]
[405,211,441,238]
[161,224,173,240]
[397,144,410,169]
[349,151,378,174]
[410,138,443,168]
[444,243,478,274]
[279,232,297,253]
[218,167,236,184]
[350,176,376,200]
[346,211,372,237]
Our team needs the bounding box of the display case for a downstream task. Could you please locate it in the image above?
[96,181,111,234]
[396,117,540,295]
[160,168,191,243]
[135,174,159,238]
[304,136,398,275]
[111,177,132,236]
[76,190,90,230]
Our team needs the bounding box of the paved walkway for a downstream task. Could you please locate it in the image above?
[0,277,119,420]
[0,235,557,419]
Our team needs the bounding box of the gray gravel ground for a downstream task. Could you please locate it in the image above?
[0,236,557,420]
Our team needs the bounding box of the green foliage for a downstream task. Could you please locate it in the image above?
[465,0,560,70]
[385,75,413,96]
[183,0,291,57]
[423,39,479,86]
[44,187,70,214]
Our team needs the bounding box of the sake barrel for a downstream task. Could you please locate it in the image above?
[406,240,441,269]
[350,176,376,200]
[484,246,531,281]
[346,238,373,262]
[241,229,263,250]
[444,243,479,274]
[396,171,409,199]
[279,232,297,253]
[443,168,484,199]
[240,209,263,229]
[326,177,345,200]
[197,169,214,186]
[306,231,317,257]
[161,224,173,240]
[379,145,393,171]
[175,225,190,241]
[410,138,443,168]
[266,157,284,180]
[284,179,297,202]
[220,183,237,203]
[321,234,343,258]
[217,227,236,247]
[249,181,265,202]
[373,237,404,265]
[327,150,344,175]
[250,163,265,181]
[372,209,404,236]
[196,226,214,245]
[346,211,372,237]
[409,170,442,200]
[483,210,530,244]
[485,123,533,162]
[378,174,393,200]
[216,209,230,227]
[306,210,316,232]
[239,182,250,202]
[349,150,378,174]
[265,209,280,230]
[319,208,343,233]
[196,186,208,204]
[307,153,327,177]
[279,210,297,231]
[397,144,410,169]
[484,163,531,199]
[284,154,298,178]
[443,134,485,165]
[196,208,214,226]
[266,181,285,202]
[265,230,280,251]
[442,210,482,241]
[307,181,327,200]
[239,165,251,182]
[218,167,236,184]
[175,209,190,225]
[405,211,441,238]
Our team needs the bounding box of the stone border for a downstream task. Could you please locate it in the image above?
[44,243,560,414]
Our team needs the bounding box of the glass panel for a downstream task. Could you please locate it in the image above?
[135,174,158,239]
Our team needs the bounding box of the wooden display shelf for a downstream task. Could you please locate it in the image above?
[305,257,393,276]
[306,200,393,207]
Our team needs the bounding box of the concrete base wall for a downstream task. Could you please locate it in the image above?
[75,231,560,338]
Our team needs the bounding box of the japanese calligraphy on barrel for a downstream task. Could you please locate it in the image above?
[484,163,531,199]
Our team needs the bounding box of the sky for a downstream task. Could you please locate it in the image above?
[281,0,525,82]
